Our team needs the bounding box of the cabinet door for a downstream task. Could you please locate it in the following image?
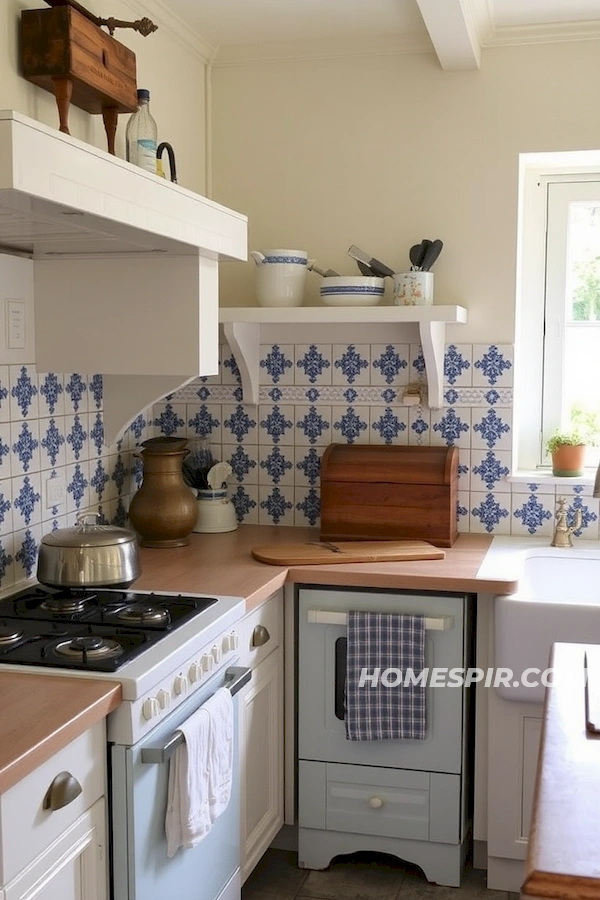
[239,648,284,883]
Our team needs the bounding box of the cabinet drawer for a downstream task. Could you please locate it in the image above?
[239,591,282,669]
[0,721,106,883]
[299,761,461,844]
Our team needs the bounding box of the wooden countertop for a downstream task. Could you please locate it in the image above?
[134,525,511,610]
[0,673,121,793]
[523,642,600,899]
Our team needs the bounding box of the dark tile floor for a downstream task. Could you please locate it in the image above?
[242,849,509,900]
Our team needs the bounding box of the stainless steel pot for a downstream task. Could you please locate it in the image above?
[37,514,141,589]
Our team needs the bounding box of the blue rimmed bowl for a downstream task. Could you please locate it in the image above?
[319,275,385,306]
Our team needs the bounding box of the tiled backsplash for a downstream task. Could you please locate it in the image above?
[1,339,598,592]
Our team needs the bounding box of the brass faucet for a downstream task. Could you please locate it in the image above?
[551,496,583,548]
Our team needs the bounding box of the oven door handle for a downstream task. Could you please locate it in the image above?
[307,610,454,631]
[140,666,251,765]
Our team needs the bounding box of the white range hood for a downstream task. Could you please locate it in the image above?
[0,110,247,443]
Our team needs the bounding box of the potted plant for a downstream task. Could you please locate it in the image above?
[546,430,588,476]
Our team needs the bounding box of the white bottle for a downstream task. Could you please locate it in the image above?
[126,89,157,174]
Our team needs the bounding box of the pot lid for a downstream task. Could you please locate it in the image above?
[41,514,137,548]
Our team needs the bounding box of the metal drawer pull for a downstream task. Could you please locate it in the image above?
[43,771,82,811]
[252,624,271,647]
[307,610,454,631]
[140,667,251,765]
[368,796,385,809]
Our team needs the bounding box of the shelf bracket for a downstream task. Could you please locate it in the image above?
[418,319,446,409]
[223,321,261,405]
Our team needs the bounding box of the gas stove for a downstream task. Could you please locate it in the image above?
[0,584,247,746]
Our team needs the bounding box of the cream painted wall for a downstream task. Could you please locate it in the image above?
[0,0,207,193]
[210,40,600,342]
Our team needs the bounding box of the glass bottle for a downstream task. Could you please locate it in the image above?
[125,89,158,174]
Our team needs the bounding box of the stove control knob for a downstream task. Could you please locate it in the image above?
[229,631,239,650]
[201,654,213,673]
[188,662,202,683]
[211,644,222,664]
[174,674,189,696]
[157,689,171,710]
[142,697,160,721]
[221,634,231,653]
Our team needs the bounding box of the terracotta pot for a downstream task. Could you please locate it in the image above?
[550,443,586,477]
[128,437,197,548]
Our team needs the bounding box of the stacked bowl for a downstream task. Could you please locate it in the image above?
[319,275,385,307]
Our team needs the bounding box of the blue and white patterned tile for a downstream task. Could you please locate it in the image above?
[10,365,38,420]
[430,408,471,449]
[511,490,555,537]
[294,446,323,487]
[371,344,409,387]
[128,412,150,448]
[90,458,110,503]
[470,449,512,493]
[258,405,295,446]
[332,406,370,444]
[469,491,511,535]
[472,344,514,388]
[259,344,295,386]
[509,480,552,494]
[221,348,240,386]
[295,486,321,527]
[88,374,103,411]
[471,407,512,451]
[10,420,40,476]
[0,536,15,590]
[457,450,470,484]
[11,473,42,530]
[40,469,64,521]
[0,480,12,536]
[64,373,89,415]
[221,404,257,444]
[295,405,331,447]
[13,525,41,582]
[443,344,472,387]
[230,484,258,525]
[457,490,470,533]
[188,404,222,443]
[64,414,89,464]
[38,372,64,417]
[224,443,259,484]
[39,417,66,470]
[258,445,295,486]
[562,491,600,539]
[104,454,120,502]
[369,406,408,445]
[88,412,105,457]
[0,367,9,424]
[408,407,431,446]
[66,462,90,514]
[409,344,426,380]
[295,344,332,386]
[153,402,187,437]
[258,485,295,525]
[332,344,370,386]
[0,424,12,479]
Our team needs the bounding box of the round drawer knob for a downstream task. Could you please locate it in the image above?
[368,796,384,809]
[252,624,270,648]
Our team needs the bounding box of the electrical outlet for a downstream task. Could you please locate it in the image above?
[46,475,66,508]
[6,300,26,350]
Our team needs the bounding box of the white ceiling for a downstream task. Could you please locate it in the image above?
[161,0,600,69]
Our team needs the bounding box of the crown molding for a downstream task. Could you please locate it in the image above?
[211,32,433,67]
[486,19,600,47]
[120,0,218,62]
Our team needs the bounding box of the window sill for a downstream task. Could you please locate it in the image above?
[508,469,597,488]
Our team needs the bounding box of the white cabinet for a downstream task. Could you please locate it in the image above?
[238,592,284,883]
[0,722,108,900]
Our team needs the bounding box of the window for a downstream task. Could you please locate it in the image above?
[515,157,600,475]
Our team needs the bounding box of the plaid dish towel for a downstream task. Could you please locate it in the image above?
[345,611,426,741]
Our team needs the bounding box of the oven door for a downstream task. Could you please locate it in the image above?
[110,666,250,900]
[297,587,469,774]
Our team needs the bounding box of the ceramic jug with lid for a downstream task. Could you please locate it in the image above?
[250,249,314,308]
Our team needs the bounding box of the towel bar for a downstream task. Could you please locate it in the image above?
[306,610,454,631]
[140,666,251,764]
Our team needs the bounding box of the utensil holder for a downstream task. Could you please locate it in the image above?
[393,272,434,306]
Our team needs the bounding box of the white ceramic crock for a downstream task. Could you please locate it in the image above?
[250,249,309,307]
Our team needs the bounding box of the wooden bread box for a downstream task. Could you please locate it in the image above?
[320,444,459,548]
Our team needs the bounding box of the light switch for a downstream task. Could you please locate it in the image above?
[6,300,26,349]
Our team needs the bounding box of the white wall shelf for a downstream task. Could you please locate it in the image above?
[219,305,467,408]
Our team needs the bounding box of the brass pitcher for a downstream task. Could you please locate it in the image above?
[129,437,197,548]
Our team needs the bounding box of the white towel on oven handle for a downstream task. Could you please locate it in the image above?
[165,705,212,857]
[206,686,234,822]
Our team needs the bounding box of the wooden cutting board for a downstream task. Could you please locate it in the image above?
[250,540,445,566]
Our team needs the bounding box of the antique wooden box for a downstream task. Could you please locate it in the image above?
[319,444,459,548]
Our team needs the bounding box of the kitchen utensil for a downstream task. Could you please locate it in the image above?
[355,260,375,276]
[193,462,237,533]
[319,275,385,307]
[251,539,445,566]
[250,249,310,307]
[409,244,424,269]
[37,513,140,588]
[347,245,395,278]
[207,461,233,490]
[420,238,443,271]
[308,261,340,277]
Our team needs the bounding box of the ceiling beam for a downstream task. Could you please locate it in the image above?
[415,0,486,70]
